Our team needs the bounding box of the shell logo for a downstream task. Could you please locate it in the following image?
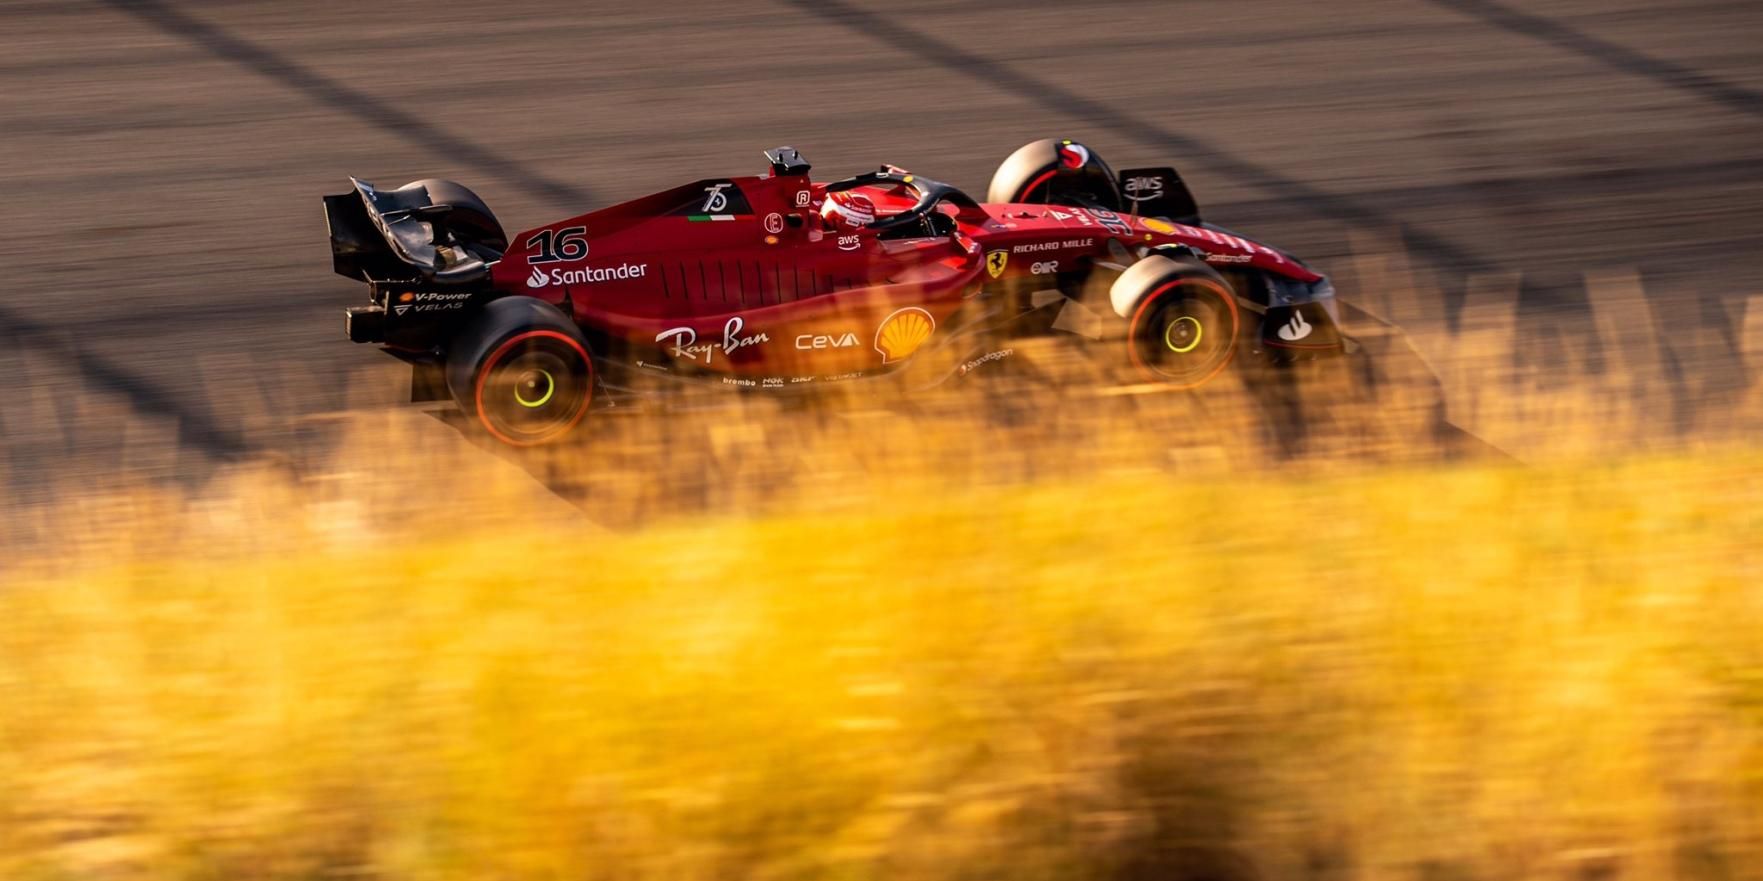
[874,307,935,363]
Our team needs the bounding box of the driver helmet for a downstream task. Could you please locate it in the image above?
[821,191,877,232]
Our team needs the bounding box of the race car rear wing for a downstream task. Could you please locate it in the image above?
[1116,166,1201,226]
[324,179,491,286]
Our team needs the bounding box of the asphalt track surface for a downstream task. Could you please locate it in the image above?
[2,0,1760,499]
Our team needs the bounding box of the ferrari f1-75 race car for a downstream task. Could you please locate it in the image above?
[324,140,1346,445]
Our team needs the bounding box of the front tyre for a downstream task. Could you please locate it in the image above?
[445,297,594,446]
[987,138,1122,208]
[1111,256,1240,388]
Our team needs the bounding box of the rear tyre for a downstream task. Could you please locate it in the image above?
[1110,256,1240,388]
[987,138,1121,208]
[445,297,593,446]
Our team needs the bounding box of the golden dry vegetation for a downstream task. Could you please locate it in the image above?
[3,303,1763,881]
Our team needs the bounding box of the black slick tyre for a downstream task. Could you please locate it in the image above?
[1109,256,1241,388]
[987,138,1122,208]
[445,297,593,446]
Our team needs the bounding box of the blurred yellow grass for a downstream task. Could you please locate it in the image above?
[3,443,1761,880]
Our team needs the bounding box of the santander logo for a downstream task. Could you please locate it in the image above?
[1278,311,1313,342]
[526,262,647,289]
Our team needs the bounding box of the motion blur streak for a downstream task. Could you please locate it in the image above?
[101,0,593,208]
[0,306,255,461]
[1429,0,1763,117]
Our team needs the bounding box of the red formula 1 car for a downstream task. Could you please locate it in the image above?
[325,140,1345,445]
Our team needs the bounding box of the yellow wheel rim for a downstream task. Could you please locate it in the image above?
[514,370,555,408]
[1164,316,1203,354]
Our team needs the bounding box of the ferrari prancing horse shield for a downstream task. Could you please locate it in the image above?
[987,250,1008,278]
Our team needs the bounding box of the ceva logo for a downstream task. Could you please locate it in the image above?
[795,332,859,350]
